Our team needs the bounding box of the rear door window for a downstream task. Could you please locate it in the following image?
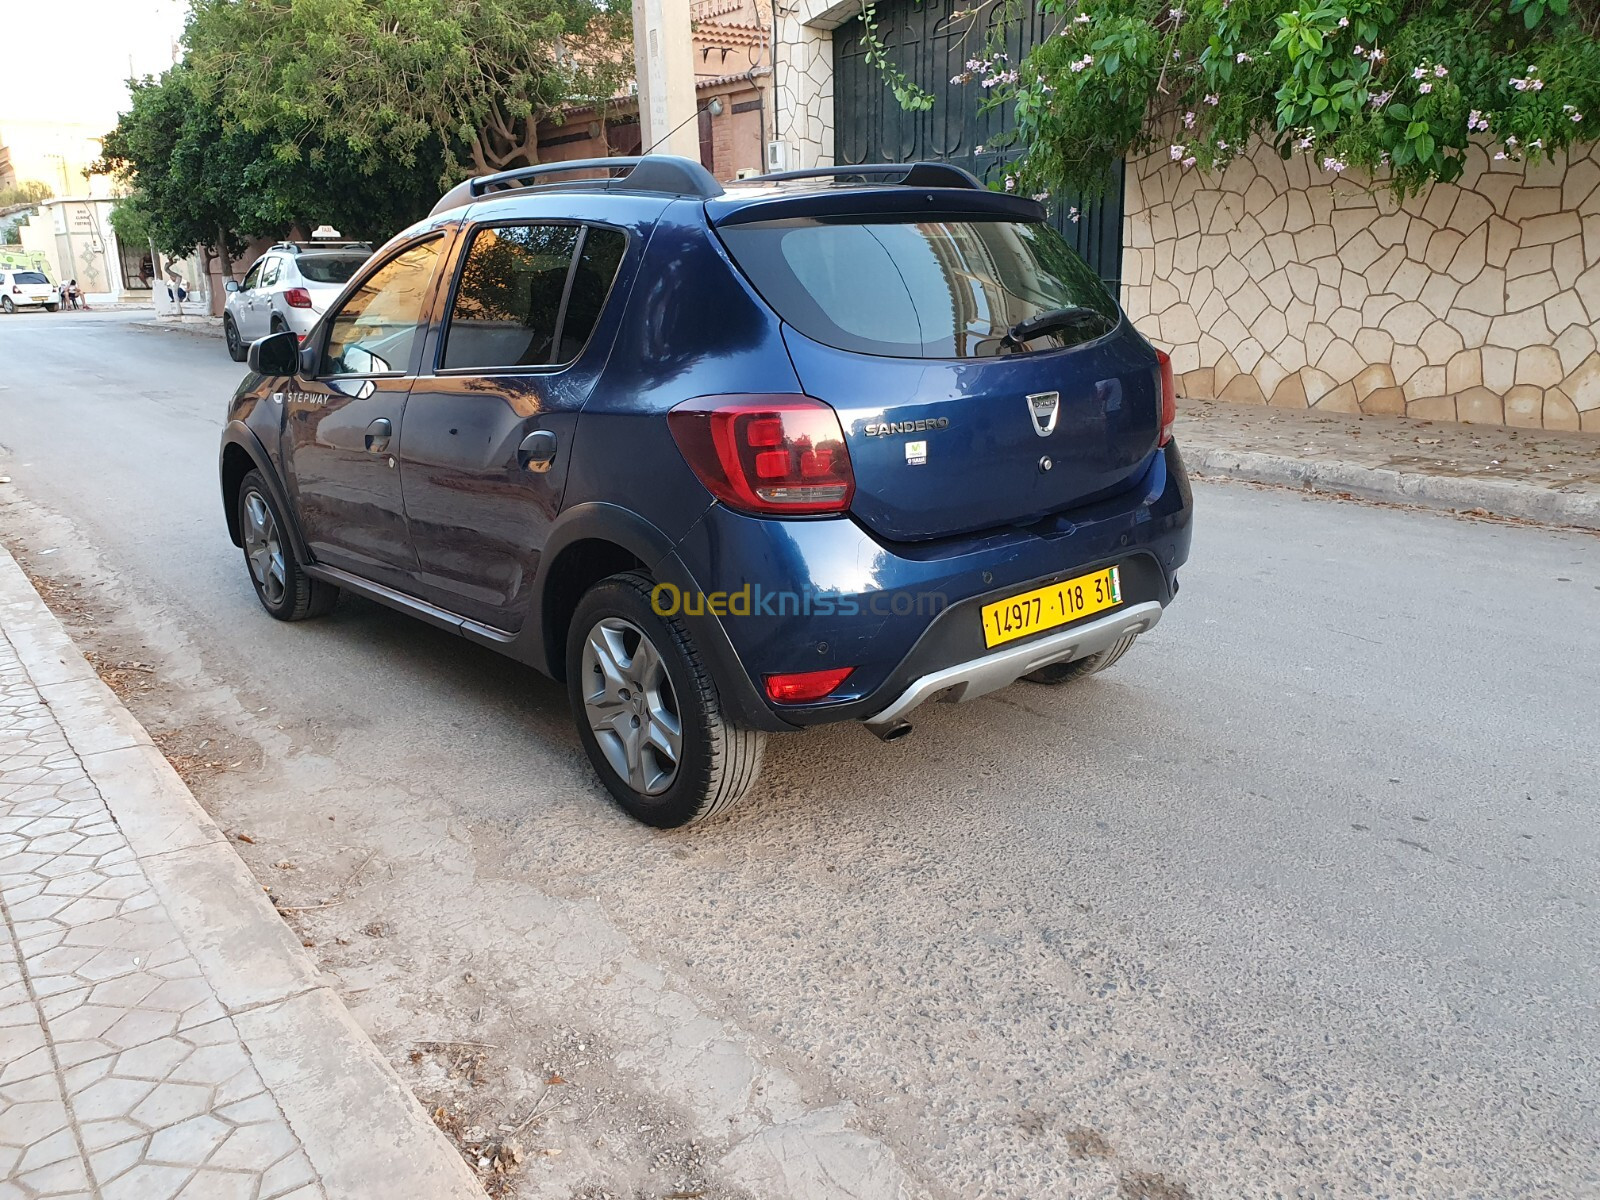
[718,217,1119,359]
[441,223,626,371]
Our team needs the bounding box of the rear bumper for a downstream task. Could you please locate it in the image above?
[863,601,1162,732]
[664,441,1193,731]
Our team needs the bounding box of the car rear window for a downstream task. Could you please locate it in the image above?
[718,217,1119,359]
[14,271,48,285]
[298,255,368,285]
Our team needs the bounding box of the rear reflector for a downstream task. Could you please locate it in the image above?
[765,667,854,703]
[1155,349,1176,446]
[284,287,313,309]
[669,395,855,515]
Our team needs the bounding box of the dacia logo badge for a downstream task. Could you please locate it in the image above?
[1027,391,1060,437]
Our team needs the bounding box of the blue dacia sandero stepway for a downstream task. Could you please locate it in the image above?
[220,156,1193,827]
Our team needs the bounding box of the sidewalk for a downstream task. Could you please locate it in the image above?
[1179,397,1600,529]
[126,315,224,340]
[0,549,482,1199]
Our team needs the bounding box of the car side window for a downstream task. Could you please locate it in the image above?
[441,224,583,371]
[320,237,443,377]
[260,257,281,288]
[555,228,626,363]
[240,262,263,292]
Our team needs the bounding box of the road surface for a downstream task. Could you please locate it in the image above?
[2,310,1596,1199]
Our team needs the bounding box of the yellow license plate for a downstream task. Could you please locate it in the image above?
[981,566,1122,648]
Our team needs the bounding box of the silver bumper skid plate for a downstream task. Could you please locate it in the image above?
[862,601,1164,730]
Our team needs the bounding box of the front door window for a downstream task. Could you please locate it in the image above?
[322,239,443,376]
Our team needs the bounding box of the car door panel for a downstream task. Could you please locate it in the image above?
[281,235,450,588]
[399,218,639,632]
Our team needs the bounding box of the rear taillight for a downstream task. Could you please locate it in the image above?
[668,395,855,515]
[765,667,855,703]
[1155,349,1176,447]
[284,287,313,309]
[10,285,20,294]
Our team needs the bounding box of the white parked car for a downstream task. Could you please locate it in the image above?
[222,242,371,361]
[0,269,59,313]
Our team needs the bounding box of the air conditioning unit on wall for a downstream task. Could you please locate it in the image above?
[765,141,794,173]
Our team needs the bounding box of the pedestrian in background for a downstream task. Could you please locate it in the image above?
[67,280,82,310]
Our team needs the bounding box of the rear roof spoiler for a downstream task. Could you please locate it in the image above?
[747,162,983,190]
[430,155,724,216]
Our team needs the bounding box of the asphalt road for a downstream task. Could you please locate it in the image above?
[2,310,1597,1199]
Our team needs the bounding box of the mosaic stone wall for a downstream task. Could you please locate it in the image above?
[773,0,845,169]
[1123,139,1600,430]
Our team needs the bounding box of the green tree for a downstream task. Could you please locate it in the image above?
[98,65,445,267]
[96,67,256,265]
[183,0,631,182]
[930,0,1600,197]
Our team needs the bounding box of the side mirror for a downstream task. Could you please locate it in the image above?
[224,279,240,293]
[247,330,299,376]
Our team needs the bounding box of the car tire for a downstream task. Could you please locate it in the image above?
[1023,632,1139,685]
[236,469,338,621]
[567,572,766,828]
[1,297,13,314]
[45,304,59,313]
[224,315,246,362]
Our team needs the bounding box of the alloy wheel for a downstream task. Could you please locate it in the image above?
[241,489,287,606]
[225,319,241,357]
[580,617,684,796]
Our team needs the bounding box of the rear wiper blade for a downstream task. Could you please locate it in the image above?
[1004,305,1111,345]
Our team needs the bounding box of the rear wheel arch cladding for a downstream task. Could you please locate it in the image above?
[541,539,650,681]
[221,442,259,546]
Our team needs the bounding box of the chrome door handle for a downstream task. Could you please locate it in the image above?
[364,417,393,453]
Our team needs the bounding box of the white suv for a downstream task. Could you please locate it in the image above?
[222,243,371,361]
[0,269,59,313]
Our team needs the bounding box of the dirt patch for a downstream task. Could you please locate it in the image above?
[1118,1170,1193,1200]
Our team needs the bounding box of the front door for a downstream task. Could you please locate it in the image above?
[235,259,265,338]
[399,220,630,631]
[281,235,448,590]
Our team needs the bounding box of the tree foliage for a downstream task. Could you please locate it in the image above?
[182,0,631,180]
[97,64,447,260]
[938,0,1600,196]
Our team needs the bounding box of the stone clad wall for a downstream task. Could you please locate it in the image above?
[1122,140,1600,430]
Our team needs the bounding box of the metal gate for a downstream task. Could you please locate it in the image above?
[832,0,1125,293]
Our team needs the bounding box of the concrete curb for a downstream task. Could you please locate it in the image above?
[1185,445,1600,531]
[0,546,485,1200]
[127,317,226,340]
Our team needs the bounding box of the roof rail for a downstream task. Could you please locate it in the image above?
[431,155,725,216]
[747,162,984,190]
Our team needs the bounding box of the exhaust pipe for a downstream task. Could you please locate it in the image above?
[867,719,913,742]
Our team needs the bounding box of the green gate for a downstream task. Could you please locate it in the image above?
[831,0,1125,293]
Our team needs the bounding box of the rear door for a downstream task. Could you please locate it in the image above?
[281,234,448,589]
[397,217,633,631]
[716,212,1162,542]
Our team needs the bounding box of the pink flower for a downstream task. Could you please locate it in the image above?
[1337,15,1349,26]
[1183,111,1196,129]
[1170,144,1186,160]
[1181,156,1197,168]
[1323,156,1347,173]
[1204,93,1220,105]
[1418,82,1432,94]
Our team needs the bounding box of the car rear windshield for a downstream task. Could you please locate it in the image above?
[14,272,48,285]
[297,255,368,285]
[717,216,1119,359]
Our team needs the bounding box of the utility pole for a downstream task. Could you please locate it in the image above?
[633,0,701,160]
